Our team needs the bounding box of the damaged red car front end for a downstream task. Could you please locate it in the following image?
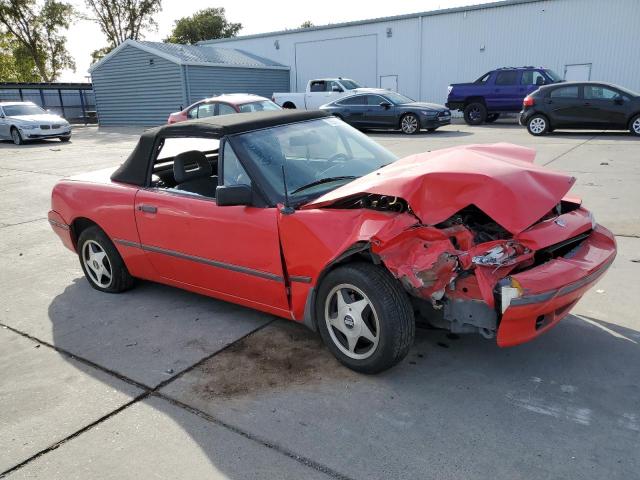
[303,143,616,347]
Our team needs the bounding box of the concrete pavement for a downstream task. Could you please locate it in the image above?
[1,121,638,479]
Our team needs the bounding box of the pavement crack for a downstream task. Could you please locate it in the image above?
[153,392,356,480]
[543,133,599,166]
[0,217,47,229]
[0,318,276,477]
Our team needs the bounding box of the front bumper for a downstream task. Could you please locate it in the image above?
[421,113,451,128]
[21,126,71,139]
[497,225,616,347]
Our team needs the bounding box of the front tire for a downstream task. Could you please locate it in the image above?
[463,102,487,125]
[527,114,550,136]
[11,128,23,145]
[427,127,438,132]
[629,114,640,136]
[316,263,415,374]
[400,113,420,134]
[60,136,71,142]
[77,226,134,293]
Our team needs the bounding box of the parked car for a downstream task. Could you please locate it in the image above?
[49,110,616,373]
[273,78,373,110]
[167,94,281,124]
[446,67,563,125]
[520,82,640,136]
[0,101,71,145]
[320,90,450,134]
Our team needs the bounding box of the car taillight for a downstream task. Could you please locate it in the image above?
[523,96,535,107]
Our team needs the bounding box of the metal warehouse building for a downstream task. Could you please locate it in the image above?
[199,0,640,105]
[89,40,290,125]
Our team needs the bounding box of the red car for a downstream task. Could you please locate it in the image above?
[167,94,281,124]
[49,110,616,373]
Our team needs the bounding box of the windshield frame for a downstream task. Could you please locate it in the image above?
[227,117,397,207]
[2,103,47,117]
[383,92,415,105]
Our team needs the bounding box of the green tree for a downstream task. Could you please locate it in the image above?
[165,7,241,45]
[84,0,162,62]
[300,20,313,28]
[0,31,41,81]
[0,0,75,81]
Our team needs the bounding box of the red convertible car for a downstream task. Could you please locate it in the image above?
[49,110,616,373]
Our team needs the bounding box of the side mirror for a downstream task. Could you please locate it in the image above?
[216,184,252,206]
[536,77,545,86]
[332,86,343,92]
[379,101,392,109]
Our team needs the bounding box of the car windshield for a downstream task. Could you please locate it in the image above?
[230,117,397,204]
[3,104,46,116]
[545,70,563,82]
[339,79,361,90]
[383,92,415,104]
[611,84,639,97]
[238,100,282,113]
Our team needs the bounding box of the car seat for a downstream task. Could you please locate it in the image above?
[173,150,217,196]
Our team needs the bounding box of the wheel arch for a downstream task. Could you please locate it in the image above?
[301,241,378,331]
[282,101,296,109]
[464,96,487,107]
[70,217,102,250]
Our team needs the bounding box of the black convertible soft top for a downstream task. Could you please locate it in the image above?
[111,110,330,186]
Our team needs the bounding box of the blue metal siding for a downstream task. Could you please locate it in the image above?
[185,66,289,104]
[91,45,185,126]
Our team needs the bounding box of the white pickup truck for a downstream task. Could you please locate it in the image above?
[273,78,371,110]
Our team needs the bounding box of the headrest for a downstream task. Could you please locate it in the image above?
[173,150,212,183]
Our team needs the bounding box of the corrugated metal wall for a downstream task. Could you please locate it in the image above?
[185,66,289,104]
[91,45,185,126]
[201,0,640,105]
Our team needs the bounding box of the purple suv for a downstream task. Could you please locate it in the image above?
[446,67,562,125]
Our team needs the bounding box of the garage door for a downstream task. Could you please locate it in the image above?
[294,35,377,91]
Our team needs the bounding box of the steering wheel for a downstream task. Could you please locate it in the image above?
[316,153,350,178]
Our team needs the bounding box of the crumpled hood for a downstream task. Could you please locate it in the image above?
[303,143,576,235]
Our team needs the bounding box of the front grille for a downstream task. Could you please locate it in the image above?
[52,124,61,129]
[40,125,50,130]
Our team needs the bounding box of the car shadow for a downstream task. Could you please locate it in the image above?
[0,138,71,148]
[39,274,640,478]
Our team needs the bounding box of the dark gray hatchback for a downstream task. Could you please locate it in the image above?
[320,90,450,134]
[519,82,640,136]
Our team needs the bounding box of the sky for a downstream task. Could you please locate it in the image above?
[61,0,496,82]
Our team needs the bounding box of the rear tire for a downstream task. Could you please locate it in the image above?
[630,114,640,136]
[486,113,500,123]
[11,127,23,145]
[463,102,487,125]
[282,102,296,109]
[316,263,415,374]
[527,114,550,136]
[77,226,134,293]
[400,113,420,134]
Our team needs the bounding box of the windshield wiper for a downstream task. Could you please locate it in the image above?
[291,176,358,194]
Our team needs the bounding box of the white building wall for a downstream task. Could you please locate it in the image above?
[201,0,640,104]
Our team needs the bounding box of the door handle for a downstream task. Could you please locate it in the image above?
[138,205,157,213]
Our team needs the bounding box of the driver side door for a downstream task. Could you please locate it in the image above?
[0,107,9,139]
[133,138,290,316]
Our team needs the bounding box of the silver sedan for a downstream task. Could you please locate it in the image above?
[0,102,71,145]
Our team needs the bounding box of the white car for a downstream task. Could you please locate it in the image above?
[273,78,380,110]
[0,102,71,145]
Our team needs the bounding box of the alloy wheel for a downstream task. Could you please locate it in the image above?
[633,118,640,135]
[11,129,21,145]
[82,240,113,288]
[529,117,546,134]
[401,115,418,134]
[324,283,380,360]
